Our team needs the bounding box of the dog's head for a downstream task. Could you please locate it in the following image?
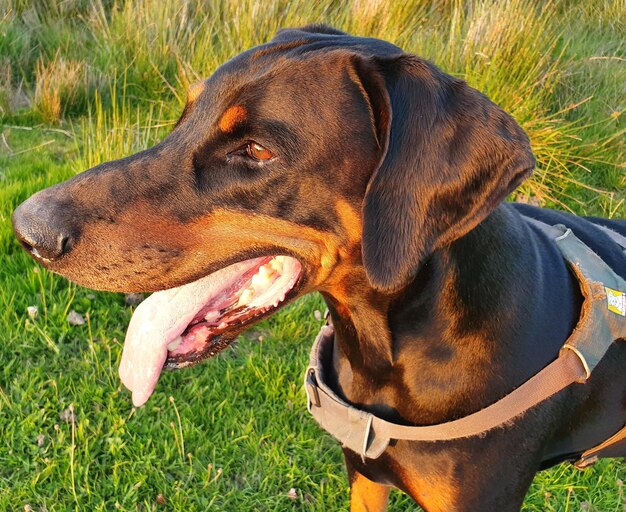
[12,25,534,404]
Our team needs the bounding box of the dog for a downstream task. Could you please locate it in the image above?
[12,25,626,511]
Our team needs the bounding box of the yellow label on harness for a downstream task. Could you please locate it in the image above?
[605,287,626,316]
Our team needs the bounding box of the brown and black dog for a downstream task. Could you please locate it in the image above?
[12,25,626,511]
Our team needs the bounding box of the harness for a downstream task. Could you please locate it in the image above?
[305,219,626,467]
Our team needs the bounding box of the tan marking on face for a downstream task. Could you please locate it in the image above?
[321,253,334,270]
[313,199,366,301]
[334,199,362,243]
[54,205,341,292]
[187,82,206,104]
[218,105,248,133]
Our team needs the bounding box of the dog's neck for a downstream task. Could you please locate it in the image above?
[322,204,582,425]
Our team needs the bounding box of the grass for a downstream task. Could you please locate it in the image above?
[0,0,625,510]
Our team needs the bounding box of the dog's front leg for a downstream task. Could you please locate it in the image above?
[346,460,391,512]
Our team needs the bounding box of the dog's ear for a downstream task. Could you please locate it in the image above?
[355,55,535,293]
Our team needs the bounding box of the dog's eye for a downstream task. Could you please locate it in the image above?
[246,142,273,161]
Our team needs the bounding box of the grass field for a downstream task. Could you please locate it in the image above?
[1,0,625,510]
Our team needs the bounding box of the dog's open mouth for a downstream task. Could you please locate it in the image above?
[118,255,302,406]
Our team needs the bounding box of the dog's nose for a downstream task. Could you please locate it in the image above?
[12,196,74,261]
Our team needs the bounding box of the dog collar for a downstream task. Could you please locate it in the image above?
[305,219,626,463]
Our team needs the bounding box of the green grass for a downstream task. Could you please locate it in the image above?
[1,0,625,510]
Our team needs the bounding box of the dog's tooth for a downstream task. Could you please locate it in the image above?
[167,336,182,352]
[270,259,283,273]
[251,273,266,289]
[218,321,228,330]
[258,265,273,279]
[205,310,220,322]
[238,288,254,306]
[252,270,273,289]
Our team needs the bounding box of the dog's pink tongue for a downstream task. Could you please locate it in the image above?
[119,259,264,407]
[119,283,209,407]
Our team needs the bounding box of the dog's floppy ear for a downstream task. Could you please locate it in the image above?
[357,55,535,293]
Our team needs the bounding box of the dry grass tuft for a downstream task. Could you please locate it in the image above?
[33,56,88,124]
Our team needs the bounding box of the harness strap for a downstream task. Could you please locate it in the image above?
[306,329,586,459]
[575,424,626,469]
[525,216,626,253]
[306,218,626,462]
